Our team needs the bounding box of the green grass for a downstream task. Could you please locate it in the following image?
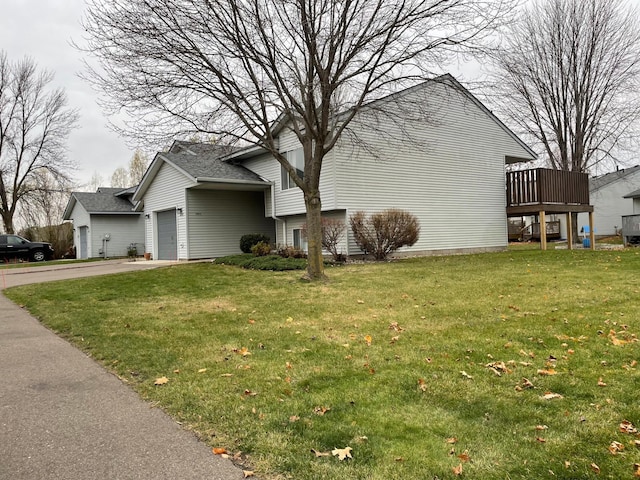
[5,249,640,479]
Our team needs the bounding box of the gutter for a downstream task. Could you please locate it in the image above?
[194,177,271,187]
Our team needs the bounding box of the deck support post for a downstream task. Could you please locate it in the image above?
[539,210,547,250]
[589,211,596,250]
[566,212,573,250]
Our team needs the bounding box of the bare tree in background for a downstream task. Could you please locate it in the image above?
[82,0,514,280]
[0,51,78,234]
[86,171,104,192]
[128,149,149,186]
[110,166,129,188]
[18,169,74,256]
[492,0,640,174]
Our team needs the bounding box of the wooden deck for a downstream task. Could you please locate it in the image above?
[506,168,594,250]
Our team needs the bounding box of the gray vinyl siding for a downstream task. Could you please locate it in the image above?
[281,210,348,255]
[577,169,640,236]
[333,80,533,255]
[143,162,193,260]
[89,215,145,258]
[242,138,338,217]
[186,189,275,258]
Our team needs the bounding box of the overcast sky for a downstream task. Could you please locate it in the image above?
[1,0,638,189]
[0,0,134,188]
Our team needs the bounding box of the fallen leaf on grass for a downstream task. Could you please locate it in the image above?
[417,378,427,392]
[331,446,353,460]
[154,376,169,385]
[243,471,254,478]
[460,371,474,380]
[212,447,228,455]
[620,420,638,434]
[597,378,607,387]
[515,378,535,391]
[198,368,207,373]
[634,463,640,477]
[220,373,234,377]
[457,452,471,462]
[609,441,624,454]
[243,389,258,396]
[389,322,404,331]
[634,440,640,448]
[535,425,548,431]
[452,463,463,476]
[537,369,557,376]
[446,437,458,444]
[364,335,372,346]
[536,437,546,443]
[486,361,511,375]
[311,449,331,457]
[234,347,251,356]
[542,392,563,400]
[314,406,330,416]
[590,463,600,474]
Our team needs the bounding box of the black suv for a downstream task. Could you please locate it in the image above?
[0,234,55,262]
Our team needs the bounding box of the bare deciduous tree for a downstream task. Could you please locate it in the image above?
[491,0,640,174]
[82,0,514,280]
[128,149,149,186]
[0,51,78,233]
[110,166,129,188]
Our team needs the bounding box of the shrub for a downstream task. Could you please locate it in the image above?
[350,209,420,260]
[251,241,271,256]
[240,234,270,254]
[214,254,307,271]
[301,217,346,261]
[276,244,307,259]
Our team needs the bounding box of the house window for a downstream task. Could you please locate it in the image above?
[281,148,304,190]
[293,228,307,251]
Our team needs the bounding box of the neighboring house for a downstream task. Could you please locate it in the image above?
[134,74,536,260]
[63,187,145,259]
[577,166,640,236]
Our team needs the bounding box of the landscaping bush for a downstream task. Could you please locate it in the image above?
[350,209,420,260]
[239,233,270,253]
[250,241,271,256]
[301,217,346,261]
[214,254,307,271]
[276,244,307,259]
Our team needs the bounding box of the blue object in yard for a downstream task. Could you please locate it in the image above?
[583,238,590,248]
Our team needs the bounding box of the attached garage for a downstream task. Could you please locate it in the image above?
[133,141,275,260]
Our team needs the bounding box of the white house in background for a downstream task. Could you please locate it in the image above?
[134,74,536,260]
[577,166,640,236]
[63,187,145,259]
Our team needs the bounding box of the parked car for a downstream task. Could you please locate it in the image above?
[0,234,55,262]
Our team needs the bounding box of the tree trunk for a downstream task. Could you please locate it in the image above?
[1,212,14,234]
[303,191,326,282]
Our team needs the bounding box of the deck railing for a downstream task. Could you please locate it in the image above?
[506,168,590,207]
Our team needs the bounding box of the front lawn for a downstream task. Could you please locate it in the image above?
[5,249,640,479]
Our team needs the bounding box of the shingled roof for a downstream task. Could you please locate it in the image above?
[590,165,640,192]
[63,187,138,219]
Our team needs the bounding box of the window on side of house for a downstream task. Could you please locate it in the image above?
[281,147,304,190]
[292,228,307,251]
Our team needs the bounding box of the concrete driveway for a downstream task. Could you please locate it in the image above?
[0,259,247,480]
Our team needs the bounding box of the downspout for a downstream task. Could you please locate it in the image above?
[261,178,284,245]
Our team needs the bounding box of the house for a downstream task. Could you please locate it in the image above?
[577,166,640,237]
[134,75,537,260]
[132,144,276,260]
[63,187,144,259]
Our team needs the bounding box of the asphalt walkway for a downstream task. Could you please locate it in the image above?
[0,260,246,479]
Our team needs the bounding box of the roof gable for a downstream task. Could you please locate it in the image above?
[590,165,640,192]
[63,187,138,219]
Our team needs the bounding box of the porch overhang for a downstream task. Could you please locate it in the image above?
[190,177,272,191]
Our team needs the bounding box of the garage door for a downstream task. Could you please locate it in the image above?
[79,226,88,259]
[157,209,177,260]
